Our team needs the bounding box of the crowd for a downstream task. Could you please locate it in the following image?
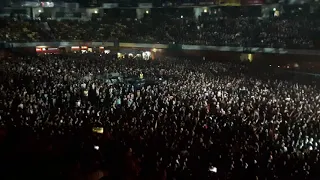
[1,53,320,180]
[0,18,55,42]
[0,15,319,49]
[0,18,43,42]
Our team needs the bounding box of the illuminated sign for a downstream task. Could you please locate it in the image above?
[41,2,54,7]
[92,127,103,134]
[21,1,40,7]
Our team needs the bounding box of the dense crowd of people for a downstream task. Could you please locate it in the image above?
[1,53,320,180]
[0,14,319,49]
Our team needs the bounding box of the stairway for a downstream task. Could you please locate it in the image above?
[38,22,56,41]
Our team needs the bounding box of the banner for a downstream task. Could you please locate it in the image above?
[138,3,152,8]
[199,1,217,5]
[279,0,311,4]
[168,44,183,51]
[218,0,241,6]
[181,3,196,6]
[241,0,264,5]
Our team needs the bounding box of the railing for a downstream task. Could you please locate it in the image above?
[5,41,320,56]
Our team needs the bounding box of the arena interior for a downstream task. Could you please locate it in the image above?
[1,1,320,180]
